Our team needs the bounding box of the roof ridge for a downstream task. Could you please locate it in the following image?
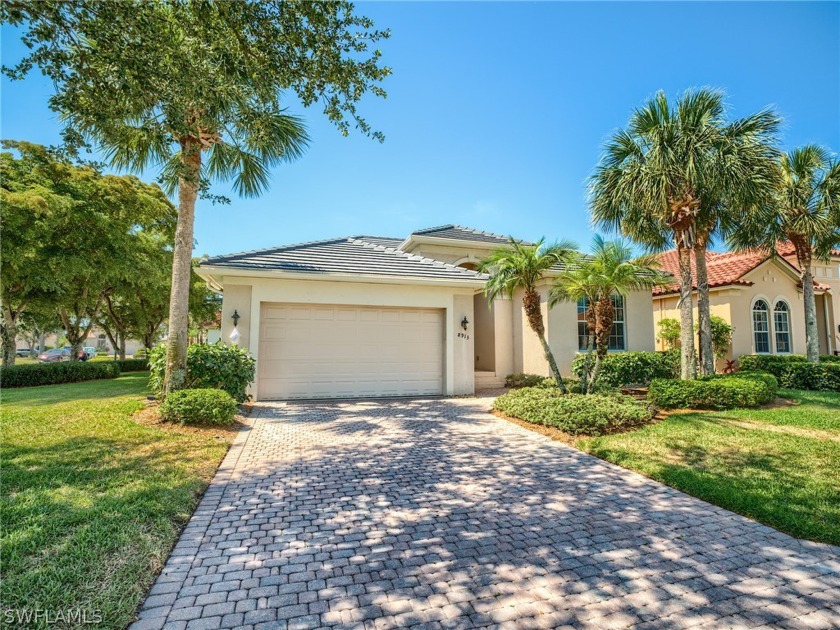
[452,224,515,242]
[411,224,456,235]
[413,223,515,243]
[203,236,352,263]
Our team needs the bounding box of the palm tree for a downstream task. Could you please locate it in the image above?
[730,145,840,363]
[550,236,669,393]
[479,238,577,393]
[590,88,780,378]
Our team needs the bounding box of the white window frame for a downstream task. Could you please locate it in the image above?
[772,299,792,355]
[576,295,626,352]
[751,297,771,354]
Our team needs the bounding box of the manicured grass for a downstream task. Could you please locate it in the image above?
[577,389,840,545]
[1,373,231,628]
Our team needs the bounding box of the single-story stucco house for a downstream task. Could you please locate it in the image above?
[197,225,656,400]
[652,244,840,365]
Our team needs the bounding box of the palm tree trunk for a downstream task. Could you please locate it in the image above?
[582,309,596,393]
[677,242,697,379]
[163,139,201,394]
[801,258,820,363]
[589,295,614,391]
[523,288,567,394]
[694,240,714,376]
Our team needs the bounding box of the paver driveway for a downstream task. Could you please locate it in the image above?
[131,395,840,630]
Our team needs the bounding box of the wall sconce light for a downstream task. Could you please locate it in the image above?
[229,309,241,343]
[461,316,469,331]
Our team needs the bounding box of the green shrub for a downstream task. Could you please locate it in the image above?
[149,342,256,402]
[493,387,654,436]
[159,388,238,425]
[776,363,840,392]
[0,361,121,388]
[505,373,555,388]
[738,355,840,391]
[657,318,681,350]
[114,358,149,372]
[721,370,779,395]
[132,348,148,359]
[572,350,680,387]
[648,375,776,410]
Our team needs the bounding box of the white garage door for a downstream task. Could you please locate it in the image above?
[258,303,445,400]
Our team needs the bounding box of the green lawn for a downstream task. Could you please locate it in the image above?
[1,373,231,629]
[578,389,840,545]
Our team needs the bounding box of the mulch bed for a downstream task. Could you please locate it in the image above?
[133,401,244,442]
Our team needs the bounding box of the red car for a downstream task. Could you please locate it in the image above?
[37,348,71,363]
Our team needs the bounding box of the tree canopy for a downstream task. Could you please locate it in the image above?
[0,141,176,364]
[1,0,391,390]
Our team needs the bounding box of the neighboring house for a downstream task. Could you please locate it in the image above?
[16,326,145,356]
[197,225,656,401]
[652,244,839,365]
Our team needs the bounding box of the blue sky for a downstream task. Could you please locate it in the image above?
[2,1,838,257]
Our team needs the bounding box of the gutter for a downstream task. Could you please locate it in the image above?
[195,264,488,290]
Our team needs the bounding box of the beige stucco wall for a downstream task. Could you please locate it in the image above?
[507,285,656,378]
[813,256,839,354]
[219,275,476,399]
[473,293,495,371]
[408,242,498,267]
[221,284,252,350]
[651,259,824,364]
[492,298,515,378]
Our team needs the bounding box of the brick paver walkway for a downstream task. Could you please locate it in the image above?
[131,395,840,630]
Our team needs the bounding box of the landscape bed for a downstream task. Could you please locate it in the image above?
[497,387,840,545]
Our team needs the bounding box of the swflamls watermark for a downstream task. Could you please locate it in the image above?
[2,608,103,626]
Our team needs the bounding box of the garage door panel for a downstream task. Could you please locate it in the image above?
[258,303,444,400]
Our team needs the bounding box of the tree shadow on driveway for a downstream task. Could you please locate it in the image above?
[141,397,840,629]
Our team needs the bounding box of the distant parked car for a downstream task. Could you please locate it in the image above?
[82,347,97,361]
[15,348,32,357]
[37,348,71,363]
[62,346,89,361]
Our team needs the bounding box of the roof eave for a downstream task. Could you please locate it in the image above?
[196,264,488,289]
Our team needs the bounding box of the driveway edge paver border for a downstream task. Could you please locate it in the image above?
[130,409,263,630]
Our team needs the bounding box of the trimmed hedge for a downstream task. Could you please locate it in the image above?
[159,388,238,425]
[149,342,256,402]
[493,387,654,436]
[0,361,121,388]
[738,355,840,392]
[506,373,548,388]
[114,358,149,372]
[572,350,680,387]
[716,370,779,395]
[648,375,776,410]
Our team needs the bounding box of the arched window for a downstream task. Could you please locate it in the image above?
[773,300,791,354]
[577,295,626,351]
[752,299,770,354]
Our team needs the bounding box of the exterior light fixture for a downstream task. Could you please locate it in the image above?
[461,316,469,331]
[229,309,241,343]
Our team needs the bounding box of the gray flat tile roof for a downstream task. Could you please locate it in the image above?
[411,224,527,245]
[202,236,488,282]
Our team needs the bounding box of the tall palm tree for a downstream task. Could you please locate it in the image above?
[590,88,780,379]
[730,145,840,363]
[550,236,669,393]
[479,237,577,393]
